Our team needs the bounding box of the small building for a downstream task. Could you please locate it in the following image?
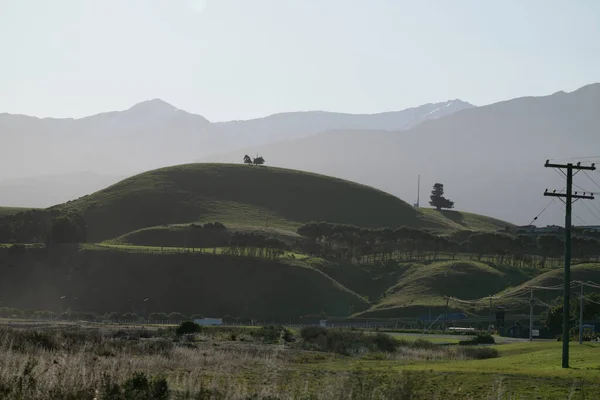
[194,318,223,326]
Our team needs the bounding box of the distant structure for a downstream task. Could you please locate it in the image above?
[194,317,223,326]
[513,225,565,235]
[414,174,420,207]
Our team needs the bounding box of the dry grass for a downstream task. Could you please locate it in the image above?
[0,326,508,399]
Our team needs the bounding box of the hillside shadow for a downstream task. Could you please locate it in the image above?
[434,209,467,228]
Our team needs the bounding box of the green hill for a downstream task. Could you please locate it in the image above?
[0,245,369,319]
[51,163,442,242]
[351,260,535,318]
[109,223,301,248]
[418,208,515,232]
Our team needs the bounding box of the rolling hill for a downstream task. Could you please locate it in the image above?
[0,246,369,319]
[48,163,444,242]
[0,98,472,207]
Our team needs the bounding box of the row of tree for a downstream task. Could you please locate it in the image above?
[223,232,289,260]
[0,210,86,245]
[295,222,600,266]
[243,155,265,165]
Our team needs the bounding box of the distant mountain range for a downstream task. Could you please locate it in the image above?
[205,83,600,226]
[0,98,473,207]
[3,83,600,227]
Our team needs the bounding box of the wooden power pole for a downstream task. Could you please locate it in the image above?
[544,160,596,368]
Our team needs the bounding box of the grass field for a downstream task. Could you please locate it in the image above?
[0,324,598,399]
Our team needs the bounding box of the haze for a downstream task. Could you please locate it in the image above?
[1,0,600,228]
[1,0,599,121]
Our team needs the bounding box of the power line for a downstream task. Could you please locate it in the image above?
[588,201,600,220]
[579,201,600,223]
[548,156,600,162]
[552,198,589,226]
[583,170,600,191]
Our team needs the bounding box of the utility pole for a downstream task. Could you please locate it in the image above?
[579,282,584,345]
[544,160,596,368]
[488,296,493,334]
[529,289,534,341]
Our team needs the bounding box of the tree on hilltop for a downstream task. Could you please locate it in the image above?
[253,156,265,165]
[243,155,252,164]
[429,183,454,211]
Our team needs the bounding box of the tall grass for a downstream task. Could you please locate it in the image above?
[0,326,504,399]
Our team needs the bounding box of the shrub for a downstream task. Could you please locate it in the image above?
[300,326,327,341]
[459,333,495,346]
[119,372,169,400]
[373,333,399,353]
[251,325,294,343]
[175,321,202,336]
[300,327,399,356]
[458,346,499,360]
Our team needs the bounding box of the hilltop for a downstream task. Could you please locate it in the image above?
[0,98,472,207]
[205,82,600,226]
[47,163,443,242]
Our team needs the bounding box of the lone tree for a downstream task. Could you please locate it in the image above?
[253,156,265,165]
[243,155,252,164]
[429,183,454,211]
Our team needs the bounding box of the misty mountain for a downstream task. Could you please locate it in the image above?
[212,100,474,148]
[205,83,600,227]
[0,98,472,207]
[0,172,128,208]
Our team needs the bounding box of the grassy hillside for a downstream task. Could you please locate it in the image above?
[417,208,515,232]
[109,223,301,247]
[353,260,535,318]
[499,263,600,303]
[50,163,440,242]
[0,245,369,319]
[0,207,35,218]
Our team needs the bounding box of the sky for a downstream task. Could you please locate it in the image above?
[1,0,600,122]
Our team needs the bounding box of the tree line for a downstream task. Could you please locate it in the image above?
[295,222,600,267]
[0,210,86,245]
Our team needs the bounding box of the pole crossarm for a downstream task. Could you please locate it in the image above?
[544,190,595,200]
[545,161,596,171]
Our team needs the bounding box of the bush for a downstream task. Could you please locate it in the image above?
[99,372,169,400]
[175,321,202,336]
[300,326,327,341]
[251,325,294,343]
[458,346,499,360]
[300,327,398,356]
[458,333,495,346]
[373,333,399,353]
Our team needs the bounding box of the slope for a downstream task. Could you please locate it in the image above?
[0,246,369,319]
[352,261,535,318]
[204,83,600,226]
[48,163,440,242]
[0,207,36,218]
[418,208,515,232]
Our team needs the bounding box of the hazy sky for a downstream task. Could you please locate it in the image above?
[1,0,599,121]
